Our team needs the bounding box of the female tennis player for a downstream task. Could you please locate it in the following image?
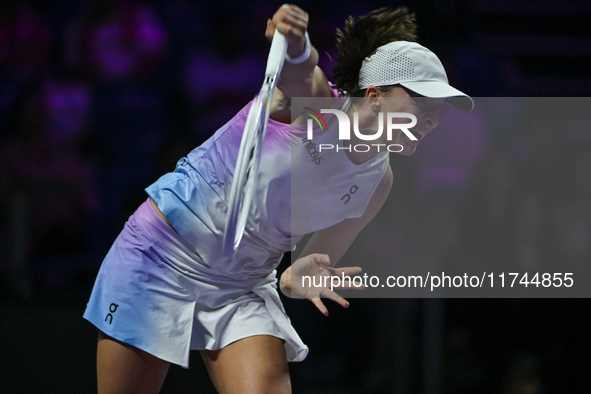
[84,4,472,393]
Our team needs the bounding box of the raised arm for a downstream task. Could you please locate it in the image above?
[265,5,333,123]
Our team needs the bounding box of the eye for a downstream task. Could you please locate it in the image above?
[413,96,426,107]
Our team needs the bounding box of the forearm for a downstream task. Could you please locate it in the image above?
[296,166,394,265]
[276,46,319,98]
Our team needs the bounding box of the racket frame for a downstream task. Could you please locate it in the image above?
[223,31,288,256]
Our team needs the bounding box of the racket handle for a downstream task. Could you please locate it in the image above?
[265,30,288,79]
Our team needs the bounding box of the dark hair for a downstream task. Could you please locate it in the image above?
[330,7,418,97]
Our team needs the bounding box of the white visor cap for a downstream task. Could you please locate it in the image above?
[358,41,474,111]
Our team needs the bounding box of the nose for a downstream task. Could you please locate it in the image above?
[425,111,439,129]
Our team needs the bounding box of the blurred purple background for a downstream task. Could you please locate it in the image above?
[1,0,590,393]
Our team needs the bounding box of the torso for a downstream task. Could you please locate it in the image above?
[145,89,388,278]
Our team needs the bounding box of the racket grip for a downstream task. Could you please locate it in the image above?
[265,30,288,78]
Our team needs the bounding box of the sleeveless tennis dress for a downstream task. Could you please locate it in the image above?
[83,88,389,368]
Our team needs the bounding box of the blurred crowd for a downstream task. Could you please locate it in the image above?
[0,0,590,393]
[0,0,295,293]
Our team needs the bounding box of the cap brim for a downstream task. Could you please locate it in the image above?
[400,81,474,112]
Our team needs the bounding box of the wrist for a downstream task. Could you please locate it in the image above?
[286,32,311,64]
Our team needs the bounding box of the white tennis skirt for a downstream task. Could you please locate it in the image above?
[83,199,308,368]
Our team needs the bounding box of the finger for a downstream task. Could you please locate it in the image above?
[272,7,293,26]
[330,267,366,289]
[321,265,362,275]
[265,19,274,41]
[282,4,309,21]
[311,253,331,267]
[316,268,365,290]
[272,8,308,35]
[335,266,362,276]
[276,4,308,22]
[275,20,306,40]
[283,11,308,28]
[330,280,365,290]
[320,288,350,309]
[310,297,329,316]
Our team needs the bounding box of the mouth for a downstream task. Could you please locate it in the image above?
[409,128,427,141]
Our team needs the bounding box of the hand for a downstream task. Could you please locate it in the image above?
[265,4,309,58]
[280,254,364,316]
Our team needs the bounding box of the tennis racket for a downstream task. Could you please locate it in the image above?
[223,30,288,256]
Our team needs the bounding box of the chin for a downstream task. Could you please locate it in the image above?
[400,145,417,156]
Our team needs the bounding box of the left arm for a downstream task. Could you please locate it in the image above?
[280,165,393,314]
[298,165,393,263]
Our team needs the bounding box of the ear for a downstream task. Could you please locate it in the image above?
[365,86,382,111]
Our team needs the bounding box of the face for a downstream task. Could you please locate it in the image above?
[345,85,444,163]
[380,86,443,155]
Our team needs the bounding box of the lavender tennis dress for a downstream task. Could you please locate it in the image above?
[83,87,388,368]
